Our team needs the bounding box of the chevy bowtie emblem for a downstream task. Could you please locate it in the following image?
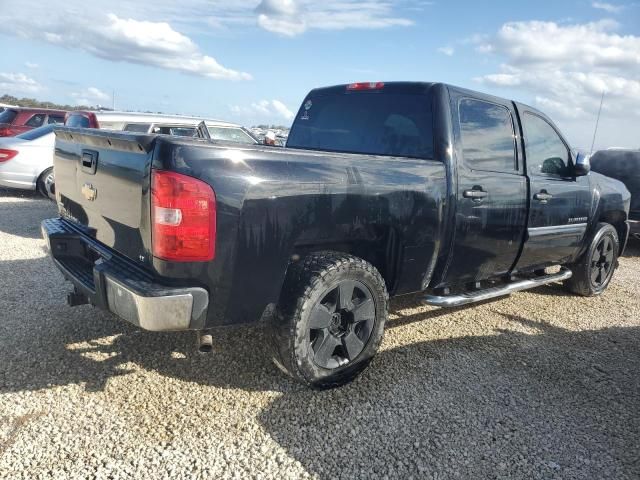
[82,183,97,201]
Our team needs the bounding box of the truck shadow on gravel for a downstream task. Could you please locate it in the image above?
[258,316,640,479]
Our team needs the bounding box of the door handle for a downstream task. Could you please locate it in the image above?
[463,188,488,200]
[534,191,553,203]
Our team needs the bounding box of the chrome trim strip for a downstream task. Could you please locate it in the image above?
[423,268,572,307]
[528,223,587,238]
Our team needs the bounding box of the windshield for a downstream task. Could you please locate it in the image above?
[0,109,17,124]
[207,126,257,144]
[287,91,434,159]
[16,124,55,140]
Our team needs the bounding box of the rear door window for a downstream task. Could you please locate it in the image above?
[152,125,197,136]
[47,115,65,124]
[458,98,516,173]
[207,126,257,144]
[287,91,434,159]
[25,113,46,128]
[0,109,17,124]
[123,123,151,133]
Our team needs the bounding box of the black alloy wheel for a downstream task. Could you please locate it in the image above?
[590,235,615,288]
[564,222,619,297]
[270,251,388,389]
[308,280,376,369]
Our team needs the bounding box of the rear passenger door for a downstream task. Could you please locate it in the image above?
[444,91,528,284]
[516,107,591,270]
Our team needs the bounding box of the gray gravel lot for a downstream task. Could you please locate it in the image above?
[0,188,638,479]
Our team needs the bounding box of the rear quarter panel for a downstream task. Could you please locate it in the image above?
[151,139,447,326]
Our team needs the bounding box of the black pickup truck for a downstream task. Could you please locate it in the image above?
[42,82,631,388]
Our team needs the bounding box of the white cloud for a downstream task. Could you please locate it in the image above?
[231,99,295,121]
[0,5,251,81]
[592,2,624,13]
[25,62,39,69]
[0,0,417,42]
[0,72,42,94]
[476,20,639,69]
[475,20,640,149]
[437,46,455,56]
[71,87,111,106]
[254,0,414,36]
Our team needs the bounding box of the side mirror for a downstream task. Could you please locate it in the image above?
[574,152,591,176]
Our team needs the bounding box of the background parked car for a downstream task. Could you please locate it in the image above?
[0,124,56,197]
[0,107,66,137]
[65,111,258,144]
[590,148,640,239]
[6,112,252,200]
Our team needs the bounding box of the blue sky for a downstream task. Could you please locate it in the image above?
[0,0,638,149]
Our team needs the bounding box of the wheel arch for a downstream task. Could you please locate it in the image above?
[599,209,628,253]
[287,225,402,296]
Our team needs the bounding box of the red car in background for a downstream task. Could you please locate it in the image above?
[0,108,67,137]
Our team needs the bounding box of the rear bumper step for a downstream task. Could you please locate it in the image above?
[423,268,572,307]
[41,217,209,331]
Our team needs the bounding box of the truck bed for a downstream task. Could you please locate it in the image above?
[51,127,448,327]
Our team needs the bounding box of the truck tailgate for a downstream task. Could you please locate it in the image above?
[53,128,156,265]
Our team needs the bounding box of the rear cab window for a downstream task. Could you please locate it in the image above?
[65,114,90,128]
[286,83,434,159]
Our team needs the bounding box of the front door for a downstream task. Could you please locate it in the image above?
[443,92,528,285]
[516,109,591,271]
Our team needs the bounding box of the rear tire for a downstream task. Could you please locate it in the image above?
[37,167,55,201]
[564,222,619,297]
[270,252,388,389]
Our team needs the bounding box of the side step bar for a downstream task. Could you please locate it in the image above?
[423,267,572,307]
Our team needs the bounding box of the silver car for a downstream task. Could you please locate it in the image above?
[0,124,55,198]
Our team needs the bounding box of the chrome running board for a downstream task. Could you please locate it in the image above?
[423,268,572,307]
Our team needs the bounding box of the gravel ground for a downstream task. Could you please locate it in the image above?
[0,188,638,479]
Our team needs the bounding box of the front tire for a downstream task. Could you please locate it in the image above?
[564,222,619,297]
[270,252,388,389]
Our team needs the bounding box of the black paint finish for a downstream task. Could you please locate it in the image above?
[49,83,631,328]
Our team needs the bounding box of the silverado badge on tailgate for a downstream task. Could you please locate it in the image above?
[81,183,97,201]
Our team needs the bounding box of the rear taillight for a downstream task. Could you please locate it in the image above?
[0,149,18,162]
[0,128,12,137]
[347,82,385,91]
[151,170,216,262]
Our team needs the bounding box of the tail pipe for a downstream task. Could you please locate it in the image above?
[196,330,213,354]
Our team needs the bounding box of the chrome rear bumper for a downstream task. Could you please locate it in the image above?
[42,217,208,331]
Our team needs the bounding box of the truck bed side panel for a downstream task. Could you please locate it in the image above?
[151,140,447,326]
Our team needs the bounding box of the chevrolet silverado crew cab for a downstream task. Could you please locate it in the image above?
[42,82,631,388]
